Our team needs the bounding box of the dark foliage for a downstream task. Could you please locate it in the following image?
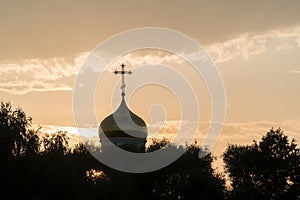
[0,101,225,199]
[2,101,300,200]
[223,128,300,199]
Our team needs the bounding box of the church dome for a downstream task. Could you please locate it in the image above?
[98,63,147,152]
[99,98,147,139]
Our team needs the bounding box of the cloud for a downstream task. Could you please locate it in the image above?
[285,70,300,74]
[0,52,89,95]
[206,26,300,63]
[0,80,72,95]
[0,49,197,95]
[96,26,300,67]
[275,42,294,51]
[207,35,267,63]
[2,26,300,95]
[111,51,184,70]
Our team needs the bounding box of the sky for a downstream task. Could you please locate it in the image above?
[1,0,300,161]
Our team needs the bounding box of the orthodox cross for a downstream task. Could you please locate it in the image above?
[114,63,132,97]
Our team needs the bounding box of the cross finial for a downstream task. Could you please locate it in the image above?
[113,63,132,97]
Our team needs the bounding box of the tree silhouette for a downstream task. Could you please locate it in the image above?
[149,142,225,199]
[0,101,92,199]
[0,101,39,199]
[0,101,33,160]
[3,101,300,199]
[223,128,300,199]
[89,140,226,200]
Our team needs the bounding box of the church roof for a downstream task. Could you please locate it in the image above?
[99,97,147,139]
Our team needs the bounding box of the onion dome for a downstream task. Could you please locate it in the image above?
[99,97,147,139]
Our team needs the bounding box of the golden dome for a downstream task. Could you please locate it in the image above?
[99,98,147,139]
[99,97,147,152]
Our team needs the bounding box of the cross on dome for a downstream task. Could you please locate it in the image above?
[100,62,147,153]
[113,63,132,97]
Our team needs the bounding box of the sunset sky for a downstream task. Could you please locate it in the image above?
[1,1,300,160]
